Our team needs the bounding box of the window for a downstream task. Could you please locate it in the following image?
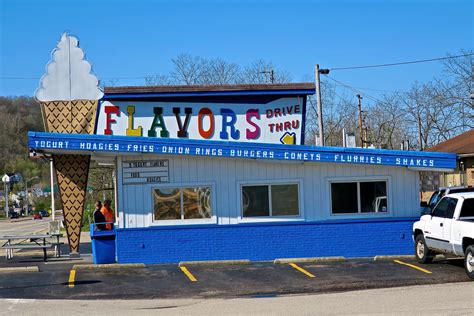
[432,197,457,218]
[331,180,387,214]
[459,198,474,218]
[428,190,444,208]
[153,186,211,221]
[242,184,299,217]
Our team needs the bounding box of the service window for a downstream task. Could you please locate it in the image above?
[153,186,211,221]
[242,184,299,217]
[331,180,387,214]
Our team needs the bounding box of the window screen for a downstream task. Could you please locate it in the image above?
[242,185,269,217]
[271,184,299,216]
[360,181,387,213]
[331,180,388,214]
[242,184,299,217]
[331,182,358,214]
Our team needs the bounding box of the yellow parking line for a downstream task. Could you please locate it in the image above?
[289,263,316,278]
[180,266,197,282]
[393,260,432,274]
[68,269,76,288]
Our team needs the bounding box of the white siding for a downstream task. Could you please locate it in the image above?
[118,154,420,228]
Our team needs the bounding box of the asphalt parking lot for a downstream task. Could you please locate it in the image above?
[0,255,471,300]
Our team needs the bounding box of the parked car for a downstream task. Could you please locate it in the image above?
[33,213,42,220]
[10,212,19,219]
[420,186,474,215]
[39,210,50,217]
[413,192,474,279]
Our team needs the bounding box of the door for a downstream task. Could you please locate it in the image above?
[426,197,457,252]
[442,197,458,253]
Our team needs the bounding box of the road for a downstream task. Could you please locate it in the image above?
[0,282,472,315]
[0,217,50,237]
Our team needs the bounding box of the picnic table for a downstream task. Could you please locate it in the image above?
[0,233,63,262]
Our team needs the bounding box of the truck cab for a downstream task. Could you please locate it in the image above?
[413,192,474,279]
[421,186,474,215]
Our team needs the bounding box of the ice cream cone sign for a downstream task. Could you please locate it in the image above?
[36,33,103,256]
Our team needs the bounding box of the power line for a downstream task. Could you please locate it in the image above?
[330,83,398,93]
[330,53,473,71]
[323,75,387,105]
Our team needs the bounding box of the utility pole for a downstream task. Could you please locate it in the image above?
[417,113,423,151]
[315,64,327,146]
[357,94,364,148]
[261,69,275,83]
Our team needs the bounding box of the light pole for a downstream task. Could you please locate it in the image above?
[50,159,56,221]
[25,176,39,216]
[314,65,330,146]
[3,179,9,218]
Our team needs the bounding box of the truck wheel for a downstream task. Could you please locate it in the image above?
[415,235,433,264]
[465,245,474,280]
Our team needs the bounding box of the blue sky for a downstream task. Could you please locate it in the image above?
[0,0,472,101]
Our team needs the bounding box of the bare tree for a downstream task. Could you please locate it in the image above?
[365,94,411,149]
[238,59,291,84]
[147,54,291,86]
[441,50,473,129]
[170,54,207,85]
[305,81,357,146]
[144,74,174,86]
[201,59,240,84]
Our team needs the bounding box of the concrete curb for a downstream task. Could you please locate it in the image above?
[274,257,346,264]
[374,255,416,261]
[10,218,33,223]
[73,263,145,270]
[178,260,251,267]
[0,266,39,273]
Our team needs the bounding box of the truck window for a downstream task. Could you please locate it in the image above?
[432,197,458,218]
[428,191,442,208]
[459,198,474,218]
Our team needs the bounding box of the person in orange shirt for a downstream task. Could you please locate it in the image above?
[100,199,114,230]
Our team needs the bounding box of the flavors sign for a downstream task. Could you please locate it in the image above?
[96,98,305,145]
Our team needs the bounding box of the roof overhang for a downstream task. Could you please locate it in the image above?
[103,83,315,99]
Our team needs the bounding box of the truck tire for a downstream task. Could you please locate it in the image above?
[415,234,433,264]
[465,245,474,280]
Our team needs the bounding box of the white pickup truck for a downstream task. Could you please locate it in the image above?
[413,192,474,279]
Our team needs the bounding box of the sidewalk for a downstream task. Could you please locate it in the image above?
[1,282,472,315]
[0,232,92,266]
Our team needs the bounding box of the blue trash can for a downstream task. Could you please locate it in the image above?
[90,223,116,264]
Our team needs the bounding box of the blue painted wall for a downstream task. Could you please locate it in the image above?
[116,218,417,264]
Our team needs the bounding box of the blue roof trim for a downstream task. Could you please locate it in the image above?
[28,131,457,170]
[103,89,315,99]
